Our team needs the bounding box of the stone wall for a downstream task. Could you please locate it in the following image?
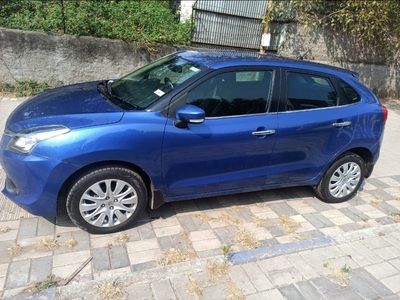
[0,28,176,85]
[279,23,400,98]
[0,27,398,98]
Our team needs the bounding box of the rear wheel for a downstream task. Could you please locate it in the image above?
[66,167,147,234]
[315,153,365,203]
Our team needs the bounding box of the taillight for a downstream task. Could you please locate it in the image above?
[382,105,388,124]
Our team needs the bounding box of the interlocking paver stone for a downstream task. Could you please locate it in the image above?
[30,256,51,282]
[5,260,30,289]
[152,279,177,300]
[92,248,111,271]
[324,286,364,300]
[229,265,258,295]
[279,284,306,300]
[110,245,129,269]
[17,218,37,239]
[352,268,393,296]
[295,281,324,299]
[241,261,273,291]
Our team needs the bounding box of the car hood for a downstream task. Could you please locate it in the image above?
[5,81,124,132]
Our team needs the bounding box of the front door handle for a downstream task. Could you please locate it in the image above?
[332,121,351,127]
[252,130,276,136]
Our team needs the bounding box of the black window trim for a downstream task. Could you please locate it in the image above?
[278,68,350,113]
[165,66,280,119]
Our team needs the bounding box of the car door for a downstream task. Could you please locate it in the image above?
[265,70,354,185]
[162,69,278,198]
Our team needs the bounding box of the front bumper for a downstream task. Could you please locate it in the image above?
[0,134,78,216]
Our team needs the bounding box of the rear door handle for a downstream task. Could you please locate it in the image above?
[252,130,276,136]
[332,121,351,127]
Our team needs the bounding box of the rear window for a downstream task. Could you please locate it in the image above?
[338,79,361,105]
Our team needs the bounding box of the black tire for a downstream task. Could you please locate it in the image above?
[66,167,147,234]
[315,153,365,203]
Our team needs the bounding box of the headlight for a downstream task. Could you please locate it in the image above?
[7,125,70,155]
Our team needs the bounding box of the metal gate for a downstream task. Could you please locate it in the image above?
[190,0,270,51]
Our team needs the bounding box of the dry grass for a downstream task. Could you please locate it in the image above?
[36,237,59,251]
[180,228,190,240]
[279,215,299,233]
[218,212,241,226]
[157,248,197,266]
[235,228,261,250]
[252,215,268,227]
[0,226,10,233]
[63,238,78,249]
[226,281,245,300]
[98,280,124,300]
[195,212,210,222]
[206,260,229,283]
[370,199,381,207]
[186,276,204,296]
[116,232,129,244]
[323,263,351,286]
[7,243,22,256]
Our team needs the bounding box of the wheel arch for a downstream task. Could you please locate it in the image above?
[56,160,156,215]
[343,147,374,177]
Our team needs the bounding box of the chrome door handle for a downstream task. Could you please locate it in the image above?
[332,121,351,127]
[252,130,276,136]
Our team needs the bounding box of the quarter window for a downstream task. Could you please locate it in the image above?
[286,72,337,111]
[338,79,361,105]
[187,71,273,117]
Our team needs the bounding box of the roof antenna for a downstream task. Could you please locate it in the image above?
[297,48,312,60]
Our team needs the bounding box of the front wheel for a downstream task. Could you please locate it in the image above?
[66,167,147,234]
[315,153,365,203]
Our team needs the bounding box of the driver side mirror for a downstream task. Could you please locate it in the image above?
[174,105,205,128]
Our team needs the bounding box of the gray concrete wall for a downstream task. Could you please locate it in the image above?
[0,27,398,98]
[279,23,400,98]
[0,28,176,85]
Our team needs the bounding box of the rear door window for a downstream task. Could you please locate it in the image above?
[286,72,338,111]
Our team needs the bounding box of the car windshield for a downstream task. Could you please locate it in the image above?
[110,54,203,109]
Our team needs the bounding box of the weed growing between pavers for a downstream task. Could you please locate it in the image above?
[98,280,125,300]
[35,275,61,291]
[252,215,268,227]
[157,248,197,266]
[180,228,190,240]
[116,232,129,244]
[21,275,62,295]
[63,238,78,248]
[391,212,400,222]
[36,237,59,250]
[279,215,300,233]
[226,281,245,300]
[222,244,233,260]
[235,228,261,250]
[323,262,351,286]
[195,212,210,222]
[219,212,241,226]
[206,260,230,283]
[7,242,21,256]
[0,226,10,233]
[186,275,204,296]
[370,199,382,207]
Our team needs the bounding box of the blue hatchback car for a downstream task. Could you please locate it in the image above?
[0,50,388,233]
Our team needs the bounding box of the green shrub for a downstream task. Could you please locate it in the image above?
[0,0,191,47]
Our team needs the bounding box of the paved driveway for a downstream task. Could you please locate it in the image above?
[0,97,399,298]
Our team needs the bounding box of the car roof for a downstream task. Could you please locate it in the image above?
[176,49,359,79]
